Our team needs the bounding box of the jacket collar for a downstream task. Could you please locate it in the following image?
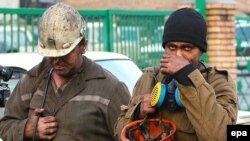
[81,56,106,81]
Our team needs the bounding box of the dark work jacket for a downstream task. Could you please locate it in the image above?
[115,62,237,141]
[0,56,130,141]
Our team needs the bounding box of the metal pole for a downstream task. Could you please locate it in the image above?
[196,0,207,62]
[195,0,206,18]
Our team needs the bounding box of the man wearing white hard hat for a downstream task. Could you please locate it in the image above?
[0,3,130,141]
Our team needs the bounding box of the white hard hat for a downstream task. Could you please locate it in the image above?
[38,2,86,57]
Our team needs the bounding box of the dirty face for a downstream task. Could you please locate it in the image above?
[164,41,202,64]
[47,42,86,77]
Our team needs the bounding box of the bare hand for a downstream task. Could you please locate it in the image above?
[139,94,156,118]
[160,54,190,75]
[24,108,58,140]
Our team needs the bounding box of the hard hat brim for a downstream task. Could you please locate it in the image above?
[37,36,83,57]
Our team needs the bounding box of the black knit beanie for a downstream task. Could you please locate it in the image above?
[162,8,207,52]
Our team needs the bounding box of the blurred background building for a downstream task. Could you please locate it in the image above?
[0,0,250,15]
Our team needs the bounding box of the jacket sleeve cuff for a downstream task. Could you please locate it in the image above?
[125,96,142,120]
[133,103,141,120]
[173,64,195,86]
[20,119,29,141]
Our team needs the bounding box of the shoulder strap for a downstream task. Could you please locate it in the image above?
[153,67,160,81]
[152,67,160,85]
[199,61,212,82]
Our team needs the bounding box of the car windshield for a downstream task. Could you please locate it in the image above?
[95,59,142,94]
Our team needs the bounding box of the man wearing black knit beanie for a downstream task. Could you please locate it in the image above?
[115,8,237,141]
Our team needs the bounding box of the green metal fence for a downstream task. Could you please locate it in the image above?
[1,8,250,110]
[0,8,44,53]
[108,10,171,69]
[236,16,250,110]
[0,8,172,69]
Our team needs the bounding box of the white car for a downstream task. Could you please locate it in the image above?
[0,52,142,118]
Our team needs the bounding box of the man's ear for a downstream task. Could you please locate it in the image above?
[83,39,88,47]
[199,50,203,57]
[81,39,88,54]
